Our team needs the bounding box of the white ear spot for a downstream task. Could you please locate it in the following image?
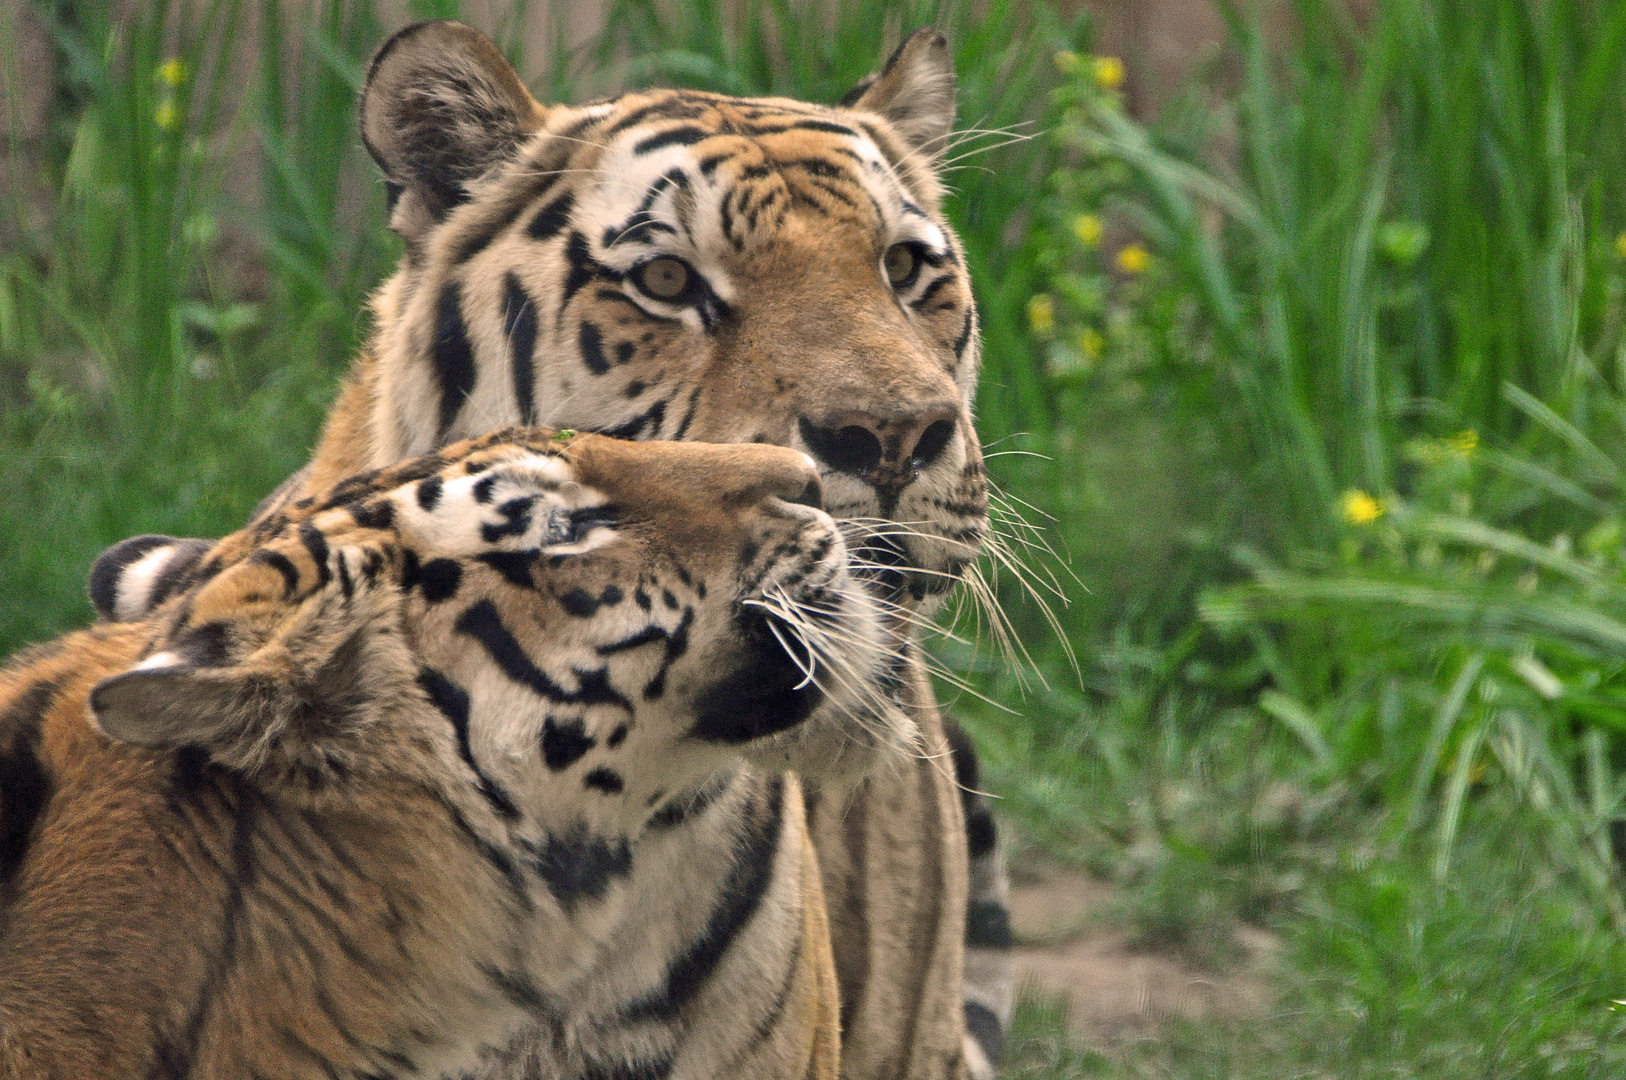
[799,452,818,472]
[113,547,183,622]
[136,651,182,671]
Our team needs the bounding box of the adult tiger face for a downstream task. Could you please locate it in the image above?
[319,21,988,603]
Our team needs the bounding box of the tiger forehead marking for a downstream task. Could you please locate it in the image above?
[360,57,988,604]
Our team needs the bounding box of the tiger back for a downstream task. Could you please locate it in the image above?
[0,430,907,1080]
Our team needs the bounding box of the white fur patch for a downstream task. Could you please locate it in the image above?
[113,548,184,623]
[391,454,617,557]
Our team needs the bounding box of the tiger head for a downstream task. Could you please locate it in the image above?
[88,430,912,834]
[324,21,987,606]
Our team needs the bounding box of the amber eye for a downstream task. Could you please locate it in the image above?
[636,257,693,301]
[883,243,919,287]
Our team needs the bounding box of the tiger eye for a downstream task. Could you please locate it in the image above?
[639,257,692,300]
[883,243,918,286]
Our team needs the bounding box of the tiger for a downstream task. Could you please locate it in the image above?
[0,428,920,1079]
[91,19,1016,1079]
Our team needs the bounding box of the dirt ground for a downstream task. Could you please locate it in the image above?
[1007,868,1279,1043]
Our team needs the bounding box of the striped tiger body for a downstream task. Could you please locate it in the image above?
[340,24,1014,1078]
[0,430,907,1079]
[90,19,1016,1078]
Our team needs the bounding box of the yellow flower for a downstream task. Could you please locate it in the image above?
[1078,326,1105,360]
[1448,428,1478,456]
[154,100,180,131]
[1092,56,1126,91]
[156,58,188,87]
[1027,293,1055,337]
[1115,243,1150,274]
[1340,489,1385,525]
[1071,213,1103,248]
[1615,231,1626,260]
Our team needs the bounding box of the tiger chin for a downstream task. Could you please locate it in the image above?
[0,429,912,1080]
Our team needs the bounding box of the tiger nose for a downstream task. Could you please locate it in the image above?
[797,406,959,493]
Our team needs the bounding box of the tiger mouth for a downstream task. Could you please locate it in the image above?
[849,533,965,604]
[688,609,823,745]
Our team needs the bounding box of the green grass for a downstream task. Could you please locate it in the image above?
[1001,819,1626,1079]
[7,2,1626,1077]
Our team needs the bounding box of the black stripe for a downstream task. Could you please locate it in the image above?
[559,233,603,320]
[455,600,632,710]
[452,218,505,264]
[541,716,594,770]
[479,962,548,1011]
[964,1001,1005,1063]
[297,524,331,588]
[457,169,563,263]
[148,777,259,1080]
[246,550,298,599]
[581,1053,675,1080]
[965,898,1012,949]
[441,794,530,904]
[953,308,975,358]
[583,767,624,794]
[416,668,520,820]
[476,550,538,589]
[757,119,859,138]
[433,282,477,437]
[599,396,667,440]
[910,274,956,312]
[646,773,727,831]
[503,274,539,424]
[605,99,708,136]
[481,496,536,543]
[603,169,690,249]
[732,917,804,1063]
[580,321,611,376]
[527,193,575,242]
[402,552,462,603]
[0,680,56,888]
[633,125,712,155]
[416,476,444,512]
[621,775,784,1021]
[523,825,631,910]
[670,386,703,441]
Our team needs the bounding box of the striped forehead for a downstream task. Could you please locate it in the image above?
[578,105,948,262]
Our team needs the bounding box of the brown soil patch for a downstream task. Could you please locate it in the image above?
[1008,868,1278,1042]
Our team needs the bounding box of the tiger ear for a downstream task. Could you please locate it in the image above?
[88,535,214,623]
[90,624,377,775]
[361,20,546,242]
[840,29,957,161]
[89,659,266,754]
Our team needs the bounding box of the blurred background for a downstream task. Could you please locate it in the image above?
[4,0,1626,1074]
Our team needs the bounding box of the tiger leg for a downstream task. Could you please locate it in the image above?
[944,719,1013,1080]
[804,663,971,1080]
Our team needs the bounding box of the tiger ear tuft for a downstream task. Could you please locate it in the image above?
[841,29,957,162]
[361,20,546,241]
